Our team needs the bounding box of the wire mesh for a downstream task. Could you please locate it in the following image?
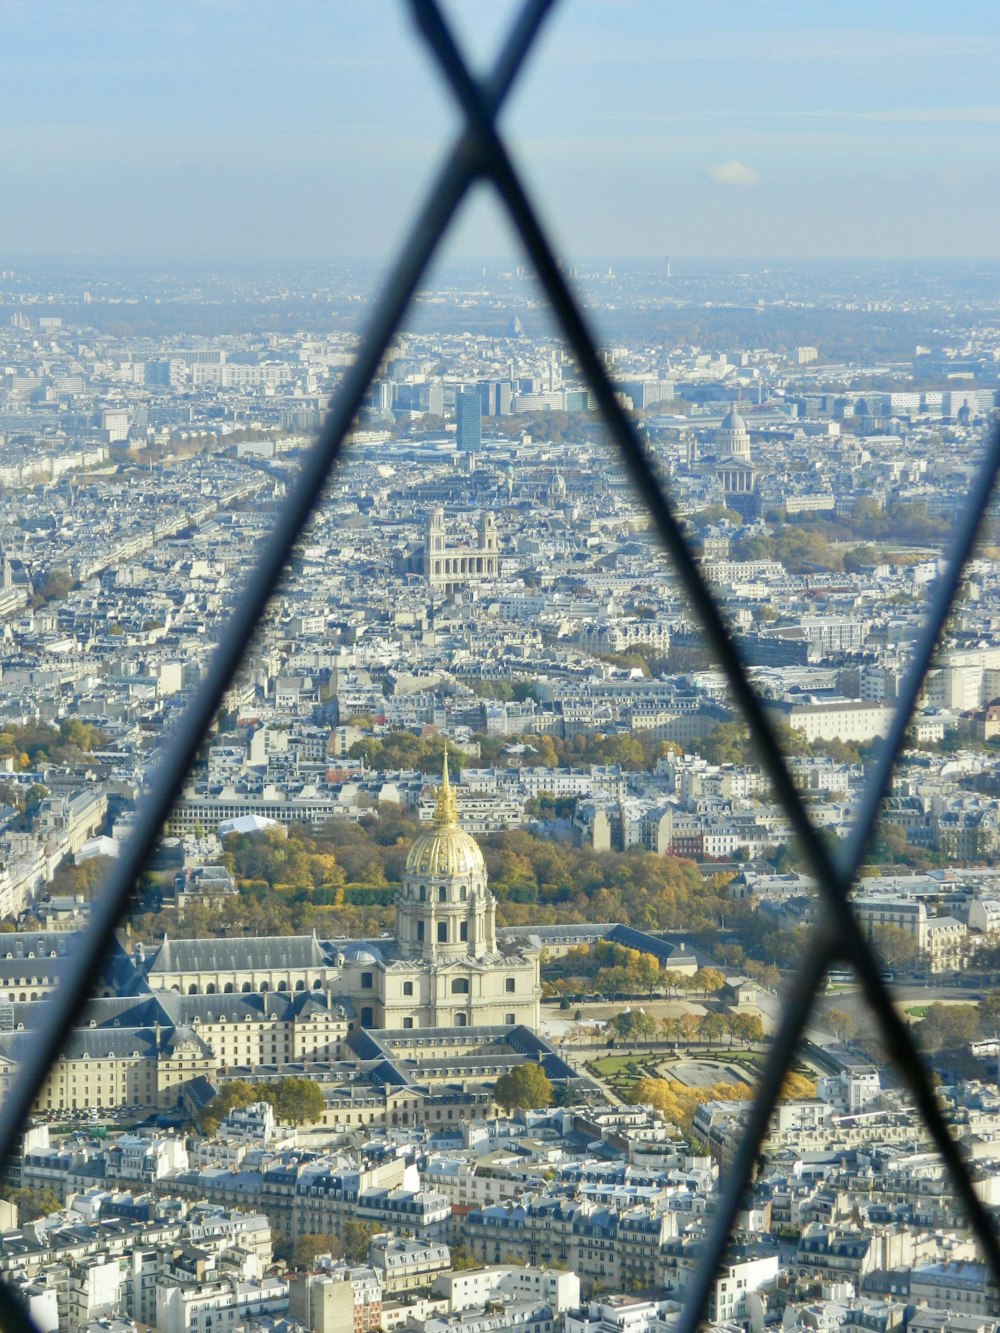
[0,1,998,1327]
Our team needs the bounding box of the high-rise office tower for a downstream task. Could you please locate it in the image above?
[455,388,482,453]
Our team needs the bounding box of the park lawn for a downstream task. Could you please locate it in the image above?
[591,1054,648,1098]
[906,1005,928,1018]
[591,1056,643,1077]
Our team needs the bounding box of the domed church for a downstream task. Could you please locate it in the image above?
[336,756,541,1030]
[713,403,757,511]
[715,404,751,463]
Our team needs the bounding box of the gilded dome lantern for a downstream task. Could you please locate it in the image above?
[397,751,496,961]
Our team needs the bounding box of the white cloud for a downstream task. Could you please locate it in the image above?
[704,159,760,187]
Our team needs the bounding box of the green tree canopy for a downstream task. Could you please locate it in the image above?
[1,1187,63,1222]
[494,1062,553,1112]
[916,1002,979,1053]
[264,1077,327,1126]
[291,1234,342,1270]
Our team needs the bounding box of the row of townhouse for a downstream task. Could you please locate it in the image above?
[0,1197,272,1332]
[461,1193,678,1291]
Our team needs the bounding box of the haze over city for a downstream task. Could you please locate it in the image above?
[4,1,1000,260]
[2,5,1000,1333]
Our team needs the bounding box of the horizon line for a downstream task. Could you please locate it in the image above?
[5,253,1000,269]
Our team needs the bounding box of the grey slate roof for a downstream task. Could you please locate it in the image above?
[145,933,329,975]
[13,986,351,1031]
[0,933,143,993]
[0,1028,160,1062]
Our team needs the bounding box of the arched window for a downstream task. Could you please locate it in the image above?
[188,985,197,995]
[260,982,270,993]
[455,1013,468,1027]
[460,885,467,901]
[224,983,234,994]
[439,886,447,903]
[451,978,469,994]
[295,980,305,991]
[277,980,288,991]
[419,885,426,901]
[206,983,216,995]
[242,982,252,993]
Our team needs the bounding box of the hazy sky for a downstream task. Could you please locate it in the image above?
[3,1,1000,262]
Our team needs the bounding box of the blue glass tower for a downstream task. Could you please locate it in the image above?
[455,387,482,453]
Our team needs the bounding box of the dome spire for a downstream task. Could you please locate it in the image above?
[434,747,459,827]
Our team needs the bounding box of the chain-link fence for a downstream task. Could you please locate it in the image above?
[0,3,997,1328]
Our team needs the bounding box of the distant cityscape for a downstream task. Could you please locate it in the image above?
[1,258,1000,1332]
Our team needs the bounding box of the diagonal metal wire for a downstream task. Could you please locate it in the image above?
[0,0,555,1181]
[0,2,996,1328]
[406,2,1000,1324]
[0,5,557,1327]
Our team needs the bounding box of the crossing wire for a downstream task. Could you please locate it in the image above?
[0,1,997,1326]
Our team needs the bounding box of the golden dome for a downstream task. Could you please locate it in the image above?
[405,752,485,880]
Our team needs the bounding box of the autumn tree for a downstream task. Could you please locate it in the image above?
[197,1080,257,1134]
[869,823,910,863]
[677,1012,701,1044]
[343,1220,379,1264]
[262,1077,326,1126]
[693,967,725,995]
[291,1234,342,1270]
[612,1009,659,1043]
[450,1244,479,1271]
[870,924,919,973]
[729,1012,765,1046]
[0,1187,62,1222]
[916,1003,979,1054]
[494,1062,553,1112]
[658,1016,680,1043]
[779,1071,818,1100]
[699,1013,727,1044]
[633,1076,750,1132]
[48,855,115,901]
[824,1008,856,1042]
[198,1077,325,1133]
